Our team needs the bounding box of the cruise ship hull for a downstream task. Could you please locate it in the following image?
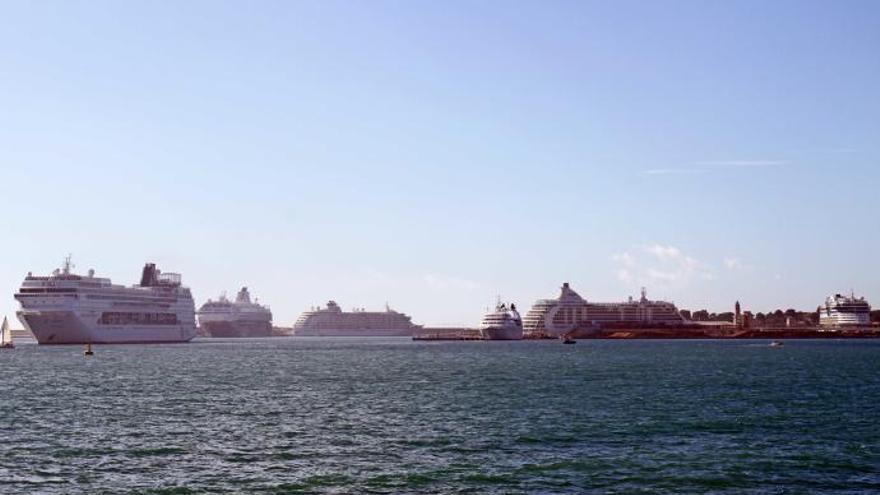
[201,320,273,338]
[524,284,688,337]
[18,310,197,345]
[294,328,414,337]
[480,326,523,340]
[294,300,418,337]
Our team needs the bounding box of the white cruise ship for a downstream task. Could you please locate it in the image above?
[820,293,871,328]
[293,301,420,336]
[14,258,196,344]
[523,283,687,337]
[198,287,273,337]
[480,302,523,340]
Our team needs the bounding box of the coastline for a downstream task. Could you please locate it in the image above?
[413,325,880,341]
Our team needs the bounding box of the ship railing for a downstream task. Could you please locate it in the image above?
[158,273,182,285]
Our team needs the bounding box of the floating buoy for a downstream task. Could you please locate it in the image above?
[84,343,94,356]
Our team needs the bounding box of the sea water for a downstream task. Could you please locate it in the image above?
[1,338,878,493]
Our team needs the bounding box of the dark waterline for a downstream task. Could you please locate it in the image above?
[1,338,879,494]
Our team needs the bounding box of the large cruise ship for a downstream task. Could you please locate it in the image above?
[820,293,871,328]
[479,301,523,340]
[293,301,421,336]
[198,287,273,337]
[523,282,688,337]
[14,258,197,344]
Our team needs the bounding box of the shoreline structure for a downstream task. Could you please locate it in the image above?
[414,283,879,341]
[7,258,879,343]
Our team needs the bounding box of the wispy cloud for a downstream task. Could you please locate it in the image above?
[612,243,715,288]
[723,257,741,270]
[646,244,682,262]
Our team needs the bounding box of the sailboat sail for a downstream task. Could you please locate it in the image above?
[1,317,12,346]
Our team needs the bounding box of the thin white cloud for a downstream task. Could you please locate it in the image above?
[723,257,741,270]
[612,244,715,288]
[646,244,682,262]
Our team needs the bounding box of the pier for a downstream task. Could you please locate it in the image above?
[413,327,483,341]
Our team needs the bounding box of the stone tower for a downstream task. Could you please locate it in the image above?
[734,300,743,329]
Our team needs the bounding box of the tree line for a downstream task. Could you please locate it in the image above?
[682,308,880,326]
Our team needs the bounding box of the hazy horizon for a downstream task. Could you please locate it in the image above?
[2,1,878,327]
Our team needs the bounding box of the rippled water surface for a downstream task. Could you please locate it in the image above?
[1,338,879,494]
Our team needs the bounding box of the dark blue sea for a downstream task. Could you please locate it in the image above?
[1,338,879,494]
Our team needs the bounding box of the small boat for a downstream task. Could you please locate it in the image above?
[84,343,94,356]
[562,335,576,345]
[769,341,784,347]
[0,317,14,349]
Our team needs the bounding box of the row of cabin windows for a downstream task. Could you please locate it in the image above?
[100,312,179,325]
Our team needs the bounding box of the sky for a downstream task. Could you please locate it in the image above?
[1,0,878,326]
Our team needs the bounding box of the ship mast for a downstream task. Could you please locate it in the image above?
[62,254,74,275]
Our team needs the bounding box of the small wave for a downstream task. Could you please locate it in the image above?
[515,434,577,445]
[128,446,186,457]
[461,473,516,485]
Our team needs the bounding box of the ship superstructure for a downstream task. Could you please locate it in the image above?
[198,287,273,337]
[820,293,871,328]
[293,301,420,336]
[523,283,687,337]
[479,301,523,340]
[14,257,196,344]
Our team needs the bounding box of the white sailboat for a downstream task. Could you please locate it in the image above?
[1,316,14,349]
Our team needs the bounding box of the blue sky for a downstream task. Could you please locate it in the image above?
[1,1,878,326]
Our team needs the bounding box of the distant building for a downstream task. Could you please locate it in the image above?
[742,311,752,329]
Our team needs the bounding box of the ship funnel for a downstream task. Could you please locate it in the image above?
[140,263,158,287]
[236,287,251,304]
